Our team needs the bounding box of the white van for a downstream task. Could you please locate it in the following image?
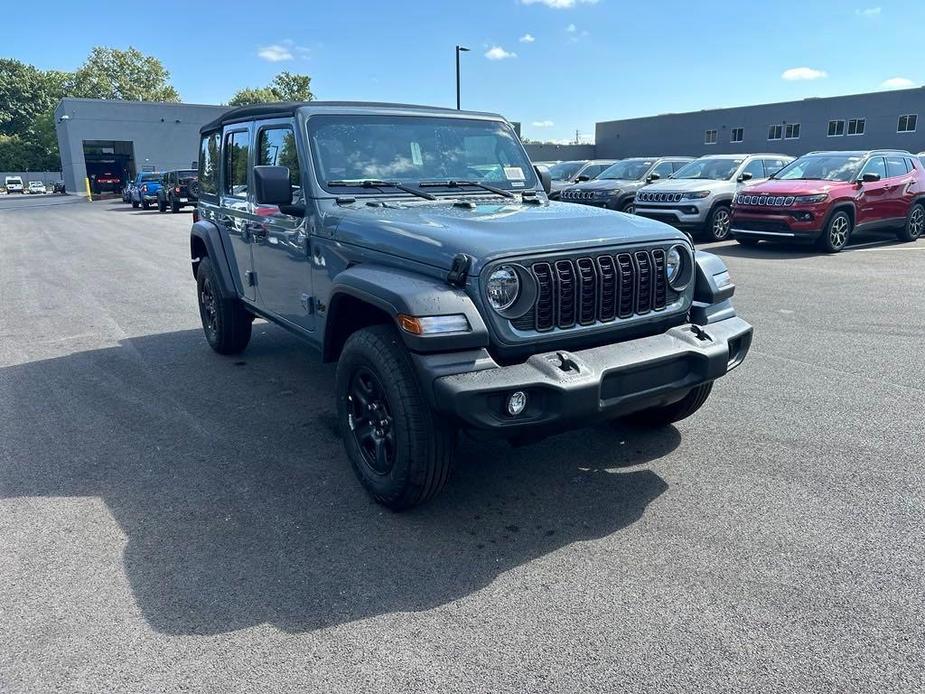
[4,176,24,193]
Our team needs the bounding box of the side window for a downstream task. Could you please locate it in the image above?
[583,164,608,178]
[671,161,688,173]
[741,159,766,180]
[763,159,786,177]
[224,130,250,197]
[885,156,909,178]
[860,157,887,179]
[651,161,674,179]
[257,127,302,200]
[198,133,220,196]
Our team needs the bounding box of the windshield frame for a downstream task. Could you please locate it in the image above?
[671,157,744,181]
[305,112,538,196]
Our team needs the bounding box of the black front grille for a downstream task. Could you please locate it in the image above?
[514,248,673,332]
[735,219,793,233]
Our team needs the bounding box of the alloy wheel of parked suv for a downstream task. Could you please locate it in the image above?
[899,203,925,242]
[708,206,732,241]
[819,211,852,253]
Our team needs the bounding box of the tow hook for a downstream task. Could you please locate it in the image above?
[691,325,712,342]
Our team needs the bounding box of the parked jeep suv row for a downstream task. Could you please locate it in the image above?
[730,149,925,252]
[558,157,694,212]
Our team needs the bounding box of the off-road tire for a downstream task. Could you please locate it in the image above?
[170,197,181,213]
[131,200,139,208]
[705,204,732,242]
[158,197,167,213]
[897,202,924,242]
[336,324,456,510]
[141,198,150,210]
[623,382,714,427]
[196,256,252,355]
[816,210,852,253]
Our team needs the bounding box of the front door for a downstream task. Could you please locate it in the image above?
[220,127,255,301]
[250,120,315,330]
[855,156,891,227]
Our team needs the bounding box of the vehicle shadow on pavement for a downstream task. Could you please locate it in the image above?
[705,234,908,260]
[0,326,675,635]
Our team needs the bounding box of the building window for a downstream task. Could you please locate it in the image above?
[704,129,718,145]
[730,127,744,143]
[847,118,866,136]
[785,123,801,140]
[898,114,918,133]
[827,120,845,137]
[768,124,783,140]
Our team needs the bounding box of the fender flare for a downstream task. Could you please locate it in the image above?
[190,220,239,299]
[326,265,490,354]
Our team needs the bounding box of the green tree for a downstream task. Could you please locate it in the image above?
[69,47,180,102]
[228,71,314,106]
[0,59,67,138]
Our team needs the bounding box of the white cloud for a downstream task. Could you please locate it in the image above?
[258,44,294,62]
[566,23,577,32]
[532,120,554,127]
[881,77,916,89]
[485,46,517,60]
[519,33,536,43]
[257,39,309,62]
[856,7,881,16]
[781,66,828,81]
[520,0,598,7]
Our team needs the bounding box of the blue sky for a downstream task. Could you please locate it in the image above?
[2,0,921,143]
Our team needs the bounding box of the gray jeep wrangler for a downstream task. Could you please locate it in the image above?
[190,101,753,509]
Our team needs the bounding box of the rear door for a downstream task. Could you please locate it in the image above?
[856,157,890,227]
[219,126,256,300]
[250,119,314,330]
[883,155,914,222]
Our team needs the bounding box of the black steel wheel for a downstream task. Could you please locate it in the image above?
[336,324,456,510]
[196,256,252,354]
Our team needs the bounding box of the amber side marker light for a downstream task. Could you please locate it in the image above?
[397,314,470,335]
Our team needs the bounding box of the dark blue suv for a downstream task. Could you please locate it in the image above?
[190,101,752,509]
[130,172,163,209]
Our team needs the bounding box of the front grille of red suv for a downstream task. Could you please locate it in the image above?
[735,193,796,207]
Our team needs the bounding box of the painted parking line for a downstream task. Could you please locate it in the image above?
[853,244,925,252]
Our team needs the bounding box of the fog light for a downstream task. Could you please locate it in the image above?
[507,391,527,416]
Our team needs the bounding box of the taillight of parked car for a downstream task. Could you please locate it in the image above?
[141,184,148,193]
[175,186,181,193]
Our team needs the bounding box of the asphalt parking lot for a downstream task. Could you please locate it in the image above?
[1,196,923,693]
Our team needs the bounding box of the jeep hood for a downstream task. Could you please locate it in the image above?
[742,179,838,196]
[328,199,686,272]
[569,179,642,192]
[644,178,733,193]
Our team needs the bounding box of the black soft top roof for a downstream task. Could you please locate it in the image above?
[199,101,502,135]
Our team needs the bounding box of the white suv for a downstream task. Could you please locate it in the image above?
[634,154,792,241]
[4,176,24,194]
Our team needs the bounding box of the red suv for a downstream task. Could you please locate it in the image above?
[730,150,925,252]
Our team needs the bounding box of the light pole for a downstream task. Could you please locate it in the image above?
[455,45,470,110]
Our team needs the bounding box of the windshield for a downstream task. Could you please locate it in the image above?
[308,114,536,193]
[139,174,160,182]
[672,158,743,181]
[599,159,655,180]
[773,155,863,182]
[547,161,585,181]
[178,170,197,179]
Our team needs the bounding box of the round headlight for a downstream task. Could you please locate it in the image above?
[666,245,685,288]
[486,266,520,311]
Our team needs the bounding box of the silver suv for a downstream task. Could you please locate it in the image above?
[634,154,792,241]
[559,157,693,212]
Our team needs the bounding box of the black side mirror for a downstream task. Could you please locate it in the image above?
[647,172,661,182]
[535,165,552,194]
[738,172,753,182]
[860,172,881,183]
[576,174,591,182]
[254,165,293,206]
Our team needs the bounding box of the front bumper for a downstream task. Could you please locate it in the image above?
[635,202,709,229]
[416,316,752,433]
[731,209,825,243]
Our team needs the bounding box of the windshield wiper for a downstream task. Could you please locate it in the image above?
[418,179,515,198]
[326,179,436,200]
